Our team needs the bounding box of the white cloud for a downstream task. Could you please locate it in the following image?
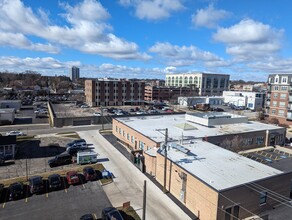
[213,19,284,61]
[0,32,60,53]
[164,66,176,73]
[192,5,230,28]
[119,0,184,20]
[0,0,149,60]
[149,42,230,67]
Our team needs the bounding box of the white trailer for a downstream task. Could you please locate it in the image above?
[76,150,98,165]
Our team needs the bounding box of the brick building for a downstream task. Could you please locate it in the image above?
[85,79,145,107]
[266,74,292,125]
[112,113,290,220]
[144,85,193,102]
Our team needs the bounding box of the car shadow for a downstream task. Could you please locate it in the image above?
[97,158,109,162]
[119,210,135,220]
[77,174,87,185]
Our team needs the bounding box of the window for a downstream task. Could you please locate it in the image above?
[131,136,134,143]
[271,109,276,114]
[273,93,278,98]
[282,77,287,83]
[116,126,118,132]
[119,128,121,134]
[122,131,125,137]
[256,137,264,145]
[244,138,253,145]
[272,101,277,107]
[225,207,232,220]
[279,102,286,107]
[274,86,279,91]
[127,133,130,141]
[281,86,288,90]
[139,141,144,150]
[279,110,285,116]
[280,93,287,99]
[260,192,267,205]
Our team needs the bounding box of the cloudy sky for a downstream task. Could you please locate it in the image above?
[0,0,292,81]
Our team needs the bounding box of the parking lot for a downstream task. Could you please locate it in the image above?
[241,148,292,164]
[0,179,111,220]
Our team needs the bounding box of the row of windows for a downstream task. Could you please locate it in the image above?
[115,126,146,150]
[272,101,286,107]
[271,109,285,116]
[273,93,287,99]
[242,136,264,145]
[273,86,288,91]
[97,83,143,87]
[96,95,142,99]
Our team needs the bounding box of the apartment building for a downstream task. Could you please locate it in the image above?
[266,74,292,124]
[69,66,80,82]
[85,79,145,107]
[112,113,289,220]
[165,72,230,96]
[144,85,192,102]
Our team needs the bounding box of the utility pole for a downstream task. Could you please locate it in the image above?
[101,105,104,130]
[163,128,168,193]
[142,180,147,220]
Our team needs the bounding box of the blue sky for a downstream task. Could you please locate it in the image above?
[0,0,292,81]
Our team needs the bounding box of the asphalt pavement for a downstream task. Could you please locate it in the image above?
[78,130,192,220]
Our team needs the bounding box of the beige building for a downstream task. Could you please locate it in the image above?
[112,113,290,220]
[165,72,230,96]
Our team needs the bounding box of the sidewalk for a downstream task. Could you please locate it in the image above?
[78,130,192,220]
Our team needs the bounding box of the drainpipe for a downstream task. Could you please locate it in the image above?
[265,130,269,147]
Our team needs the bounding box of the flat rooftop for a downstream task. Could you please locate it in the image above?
[52,104,94,118]
[159,140,282,191]
[115,114,283,143]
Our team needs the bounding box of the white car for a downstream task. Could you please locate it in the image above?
[93,112,101,116]
[81,105,89,108]
[6,131,25,136]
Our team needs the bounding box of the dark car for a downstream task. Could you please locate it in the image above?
[66,139,87,148]
[66,145,88,156]
[9,182,24,200]
[48,152,72,168]
[102,207,124,220]
[83,166,97,181]
[66,171,80,185]
[28,176,44,194]
[48,174,62,190]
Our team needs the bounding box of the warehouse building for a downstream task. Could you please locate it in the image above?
[112,113,290,220]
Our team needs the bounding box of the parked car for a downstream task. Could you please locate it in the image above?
[9,182,24,200]
[66,139,87,148]
[48,152,72,168]
[80,105,89,108]
[93,112,101,116]
[28,176,44,194]
[66,171,80,185]
[101,207,124,220]
[48,174,62,190]
[6,131,25,136]
[83,166,97,181]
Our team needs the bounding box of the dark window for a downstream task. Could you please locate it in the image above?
[260,192,267,205]
[225,207,232,220]
[233,206,239,218]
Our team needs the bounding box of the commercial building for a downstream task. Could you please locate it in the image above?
[165,72,230,96]
[223,91,265,111]
[112,113,289,220]
[178,96,224,107]
[0,108,15,125]
[266,74,292,125]
[0,100,21,111]
[85,79,145,107]
[144,85,192,102]
[69,66,80,82]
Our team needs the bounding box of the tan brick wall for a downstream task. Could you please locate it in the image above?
[218,172,292,220]
[156,153,219,220]
[112,119,159,175]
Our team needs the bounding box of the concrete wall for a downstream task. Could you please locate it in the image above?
[218,172,292,220]
[156,152,219,220]
[143,152,157,176]
[0,110,15,125]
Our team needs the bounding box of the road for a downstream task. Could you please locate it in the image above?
[78,130,192,220]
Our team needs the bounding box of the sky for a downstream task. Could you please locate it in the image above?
[0,0,292,81]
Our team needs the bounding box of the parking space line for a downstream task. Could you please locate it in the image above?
[46,193,49,198]
[82,184,85,189]
[93,213,97,220]
[25,197,28,203]
[2,202,5,208]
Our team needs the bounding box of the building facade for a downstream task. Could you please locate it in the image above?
[144,85,192,102]
[69,66,80,82]
[165,72,230,96]
[266,74,292,124]
[223,91,265,111]
[112,113,290,220]
[178,96,224,107]
[85,79,145,107]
